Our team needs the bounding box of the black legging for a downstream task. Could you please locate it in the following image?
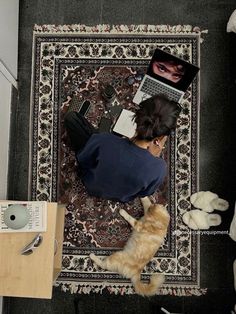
[64,111,98,153]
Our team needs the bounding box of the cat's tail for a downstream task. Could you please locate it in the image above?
[132,273,165,297]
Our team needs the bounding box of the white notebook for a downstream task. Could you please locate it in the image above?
[112,109,137,138]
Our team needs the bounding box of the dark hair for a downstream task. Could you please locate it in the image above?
[134,94,181,141]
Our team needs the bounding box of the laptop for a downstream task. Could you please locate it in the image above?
[133,48,199,104]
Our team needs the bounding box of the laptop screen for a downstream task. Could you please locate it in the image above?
[147,48,199,92]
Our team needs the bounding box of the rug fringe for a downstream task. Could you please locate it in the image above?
[33,23,208,37]
[54,281,207,296]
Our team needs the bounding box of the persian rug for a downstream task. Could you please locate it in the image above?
[30,24,207,296]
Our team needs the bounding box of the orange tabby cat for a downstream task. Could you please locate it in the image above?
[90,196,170,296]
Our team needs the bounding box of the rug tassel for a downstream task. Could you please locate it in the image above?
[55,281,207,296]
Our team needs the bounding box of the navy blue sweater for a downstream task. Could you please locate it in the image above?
[76,133,167,202]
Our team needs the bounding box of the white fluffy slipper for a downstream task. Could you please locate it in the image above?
[182,209,222,230]
[229,202,236,241]
[234,259,236,291]
[227,9,236,33]
[190,191,229,212]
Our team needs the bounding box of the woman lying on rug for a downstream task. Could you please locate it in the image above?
[64,94,181,203]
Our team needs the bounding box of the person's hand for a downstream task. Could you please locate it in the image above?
[148,136,167,157]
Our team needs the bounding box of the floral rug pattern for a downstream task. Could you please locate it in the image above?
[30,24,206,295]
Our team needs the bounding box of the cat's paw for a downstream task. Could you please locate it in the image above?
[140,197,152,210]
[89,253,96,260]
[119,209,127,217]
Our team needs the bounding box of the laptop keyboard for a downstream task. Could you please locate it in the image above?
[141,76,182,102]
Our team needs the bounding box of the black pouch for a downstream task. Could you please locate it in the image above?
[98,117,113,132]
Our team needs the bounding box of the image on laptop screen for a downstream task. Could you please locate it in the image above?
[147,48,199,92]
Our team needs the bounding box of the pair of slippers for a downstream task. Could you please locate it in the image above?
[183,191,229,230]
